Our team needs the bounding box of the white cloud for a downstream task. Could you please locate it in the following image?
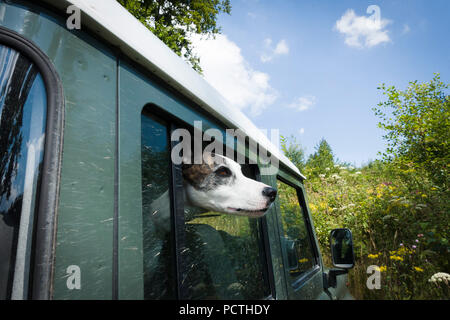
[274,39,289,55]
[260,38,289,63]
[191,34,278,116]
[288,95,316,112]
[299,128,305,135]
[335,9,391,48]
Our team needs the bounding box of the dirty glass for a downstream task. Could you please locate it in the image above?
[0,45,47,299]
[181,165,270,299]
[141,113,176,299]
[277,180,316,278]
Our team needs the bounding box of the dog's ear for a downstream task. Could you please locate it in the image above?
[181,152,218,188]
[182,163,215,189]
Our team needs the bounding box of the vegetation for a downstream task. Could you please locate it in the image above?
[117,0,231,72]
[281,74,449,299]
[123,2,448,297]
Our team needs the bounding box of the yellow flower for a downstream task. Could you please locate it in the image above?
[390,255,404,262]
[368,253,379,259]
[373,265,386,272]
[396,246,413,255]
[421,194,427,198]
[299,258,309,263]
[414,267,424,272]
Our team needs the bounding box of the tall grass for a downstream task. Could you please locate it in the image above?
[304,162,449,300]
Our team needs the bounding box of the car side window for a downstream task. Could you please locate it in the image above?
[141,112,176,299]
[181,164,270,299]
[277,179,317,279]
[0,44,47,299]
[140,111,272,299]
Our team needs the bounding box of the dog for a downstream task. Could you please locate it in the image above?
[147,152,277,237]
[144,153,277,297]
[182,152,277,218]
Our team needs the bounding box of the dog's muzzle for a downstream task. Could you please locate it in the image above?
[262,187,277,203]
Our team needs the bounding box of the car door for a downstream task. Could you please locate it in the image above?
[273,175,331,300]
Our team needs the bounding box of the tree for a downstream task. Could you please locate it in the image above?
[373,73,450,187]
[280,135,306,171]
[117,0,231,73]
[306,138,335,175]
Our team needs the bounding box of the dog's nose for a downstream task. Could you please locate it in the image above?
[262,187,277,202]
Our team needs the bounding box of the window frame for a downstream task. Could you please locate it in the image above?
[141,104,276,299]
[276,173,321,289]
[0,26,64,300]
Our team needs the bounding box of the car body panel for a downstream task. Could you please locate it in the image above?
[0,0,354,300]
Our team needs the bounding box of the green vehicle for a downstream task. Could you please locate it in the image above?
[0,0,355,300]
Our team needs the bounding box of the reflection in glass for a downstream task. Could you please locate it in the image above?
[331,229,354,267]
[0,45,47,299]
[140,115,270,299]
[141,113,175,299]
[277,180,315,278]
[181,166,269,299]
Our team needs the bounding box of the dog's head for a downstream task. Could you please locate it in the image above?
[182,153,277,218]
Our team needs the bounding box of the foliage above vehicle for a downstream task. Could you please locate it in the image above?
[117,0,231,73]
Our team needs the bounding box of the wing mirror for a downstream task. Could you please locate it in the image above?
[325,228,355,289]
[330,228,355,269]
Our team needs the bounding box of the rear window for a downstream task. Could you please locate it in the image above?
[0,44,47,299]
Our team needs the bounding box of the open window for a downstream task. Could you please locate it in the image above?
[140,107,273,299]
[180,163,270,299]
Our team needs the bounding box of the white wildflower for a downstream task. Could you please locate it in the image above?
[331,174,341,180]
[428,272,450,285]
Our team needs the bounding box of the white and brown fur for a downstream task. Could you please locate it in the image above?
[182,152,277,218]
[149,153,277,238]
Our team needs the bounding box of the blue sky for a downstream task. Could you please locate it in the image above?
[191,0,450,167]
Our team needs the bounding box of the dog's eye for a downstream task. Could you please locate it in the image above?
[215,166,231,177]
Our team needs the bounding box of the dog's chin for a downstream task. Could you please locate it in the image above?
[226,205,271,218]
